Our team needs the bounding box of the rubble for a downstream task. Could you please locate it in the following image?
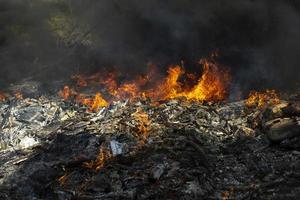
[0,94,299,199]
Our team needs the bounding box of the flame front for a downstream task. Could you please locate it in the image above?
[58,55,231,110]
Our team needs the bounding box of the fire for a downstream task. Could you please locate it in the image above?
[58,173,69,186]
[81,92,108,112]
[184,59,231,101]
[58,86,108,111]
[58,85,75,100]
[148,58,230,102]
[117,83,139,100]
[0,92,6,102]
[83,146,112,171]
[155,65,183,100]
[58,54,232,110]
[14,91,23,99]
[100,73,118,96]
[246,89,280,108]
[132,108,151,146]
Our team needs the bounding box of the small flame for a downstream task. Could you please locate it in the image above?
[132,108,151,146]
[82,93,108,112]
[0,92,6,102]
[83,146,112,171]
[14,91,23,99]
[246,89,280,108]
[58,174,69,186]
[58,85,75,100]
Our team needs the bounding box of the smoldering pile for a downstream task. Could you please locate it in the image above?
[0,89,299,200]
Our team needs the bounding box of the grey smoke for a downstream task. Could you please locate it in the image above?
[0,0,299,95]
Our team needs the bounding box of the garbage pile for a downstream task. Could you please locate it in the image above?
[0,93,299,199]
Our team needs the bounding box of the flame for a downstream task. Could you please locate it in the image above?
[14,91,23,99]
[0,92,6,102]
[83,146,112,171]
[117,83,139,100]
[58,54,231,109]
[156,65,183,100]
[58,173,69,186]
[147,58,230,102]
[246,89,280,108]
[82,93,108,112]
[184,59,231,101]
[58,85,75,100]
[132,108,151,146]
[100,73,118,96]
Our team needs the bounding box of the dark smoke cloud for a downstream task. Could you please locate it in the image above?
[0,0,299,95]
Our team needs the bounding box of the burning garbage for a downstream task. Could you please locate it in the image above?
[0,52,299,199]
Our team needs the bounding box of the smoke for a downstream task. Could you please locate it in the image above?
[0,0,299,95]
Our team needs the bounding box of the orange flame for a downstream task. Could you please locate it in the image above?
[14,91,23,99]
[184,59,231,101]
[83,146,112,171]
[132,108,151,146]
[58,85,75,100]
[82,93,108,112]
[0,92,6,102]
[147,58,230,102]
[246,89,280,108]
[58,55,231,108]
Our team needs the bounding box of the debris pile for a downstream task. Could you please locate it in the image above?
[0,93,299,199]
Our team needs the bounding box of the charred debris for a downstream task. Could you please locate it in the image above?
[0,79,299,200]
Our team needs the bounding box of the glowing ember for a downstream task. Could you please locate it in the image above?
[132,108,151,147]
[14,91,23,99]
[132,108,151,136]
[58,85,75,100]
[246,89,280,108]
[83,146,112,171]
[0,92,6,102]
[58,174,69,186]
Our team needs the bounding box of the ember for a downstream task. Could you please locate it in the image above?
[58,85,75,100]
[14,91,23,99]
[132,107,152,146]
[83,145,112,171]
[246,89,280,108]
[0,92,6,102]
